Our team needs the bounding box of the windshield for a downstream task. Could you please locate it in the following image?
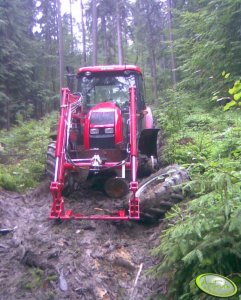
[77,73,137,110]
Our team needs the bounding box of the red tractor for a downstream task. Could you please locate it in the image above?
[47,65,188,221]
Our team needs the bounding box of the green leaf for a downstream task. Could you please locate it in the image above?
[229,88,235,95]
[182,249,196,264]
[222,71,226,76]
[234,92,241,101]
[234,80,241,89]
[224,100,237,111]
[225,73,230,79]
[229,275,241,284]
[196,249,203,262]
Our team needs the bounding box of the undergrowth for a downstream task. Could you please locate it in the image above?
[0,112,57,192]
[1,86,240,299]
[152,88,241,299]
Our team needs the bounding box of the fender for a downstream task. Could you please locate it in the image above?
[138,128,159,157]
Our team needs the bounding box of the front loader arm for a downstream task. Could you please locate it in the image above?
[50,88,70,218]
[128,87,140,219]
[49,87,140,220]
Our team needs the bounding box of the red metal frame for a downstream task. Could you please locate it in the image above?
[49,85,140,220]
[83,102,123,149]
[77,65,142,76]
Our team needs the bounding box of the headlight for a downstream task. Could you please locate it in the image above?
[104,127,114,134]
[90,128,99,134]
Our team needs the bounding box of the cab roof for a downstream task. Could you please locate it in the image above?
[77,65,142,76]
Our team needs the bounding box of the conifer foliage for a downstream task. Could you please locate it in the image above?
[152,86,241,299]
[0,2,241,297]
[152,159,241,299]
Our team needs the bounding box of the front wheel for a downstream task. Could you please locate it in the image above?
[46,141,76,196]
[46,141,56,179]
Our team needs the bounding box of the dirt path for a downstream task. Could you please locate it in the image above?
[0,182,165,300]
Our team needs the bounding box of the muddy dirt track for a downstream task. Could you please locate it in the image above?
[0,181,166,300]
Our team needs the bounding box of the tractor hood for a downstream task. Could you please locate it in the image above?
[83,102,123,149]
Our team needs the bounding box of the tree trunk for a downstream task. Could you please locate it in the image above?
[101,16,109,64]
[69,0,74,53]
[145,3,158,102]
[167,0,177,87]
[116,0,124,65]
[150,48,158,102]
[92,0,97,65]
[80,0,87,65]
[56,0,64,100]
[5,97,10,131]
[43,4,51,90]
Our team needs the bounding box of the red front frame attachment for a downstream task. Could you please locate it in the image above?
[49,87,140,220]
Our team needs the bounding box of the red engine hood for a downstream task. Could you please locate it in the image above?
[84,102,123,149]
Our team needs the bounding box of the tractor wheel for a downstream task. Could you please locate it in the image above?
[46,141,82,196]
[137,164,189,223]
[46,141,56,179]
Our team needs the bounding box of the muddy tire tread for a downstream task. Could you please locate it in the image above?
[46,141,56,179]
[139,165,189,222]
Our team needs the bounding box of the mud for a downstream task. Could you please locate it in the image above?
[0,181,165,300]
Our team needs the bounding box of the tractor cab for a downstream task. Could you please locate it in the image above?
[76,66,146,113]
[73,66,154,154]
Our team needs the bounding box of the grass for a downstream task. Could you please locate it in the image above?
[0,112,58,192]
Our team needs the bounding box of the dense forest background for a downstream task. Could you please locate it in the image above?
[1,0,240,129]
[0,0,241,299]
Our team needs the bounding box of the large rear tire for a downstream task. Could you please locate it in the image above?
[138,164,189,223]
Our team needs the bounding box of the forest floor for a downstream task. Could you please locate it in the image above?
[0,181,166,300]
